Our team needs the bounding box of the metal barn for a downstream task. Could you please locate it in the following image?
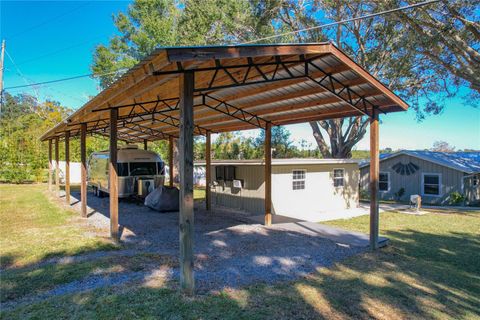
[40,43,409,294]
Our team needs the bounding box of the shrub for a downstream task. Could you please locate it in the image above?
[449,192,465,205]
[359,188,370,200]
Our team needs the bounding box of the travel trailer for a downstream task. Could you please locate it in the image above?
[88,145,165,198]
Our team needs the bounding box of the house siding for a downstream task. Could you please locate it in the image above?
[360,154,465,205]
[211,163,359,220]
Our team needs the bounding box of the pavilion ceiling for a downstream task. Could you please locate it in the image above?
[41,43,408,142]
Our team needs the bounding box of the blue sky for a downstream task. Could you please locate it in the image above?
[2,1,479,151]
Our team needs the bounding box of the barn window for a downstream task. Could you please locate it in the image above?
[422,173,441,196]
[292,170,306,190]
[333,169,344,187]
[379,172,390,191]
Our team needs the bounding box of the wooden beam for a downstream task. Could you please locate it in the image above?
[369,108,380,250]
[55,137,60,197]
[166,44,331,62]
[80,123,87,218]
[109,108,119,241]
[179,70,195,295]
[65,131,70,205]
[48,139,53,192]
[264,122,272,226]
[143,139,148,150]
[205,131,211,211]
[168,136,174,187]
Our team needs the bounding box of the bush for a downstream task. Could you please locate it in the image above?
[449,192,465,205]
[359,188,370,200]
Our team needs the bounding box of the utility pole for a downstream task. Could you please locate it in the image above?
[0,39,5,113]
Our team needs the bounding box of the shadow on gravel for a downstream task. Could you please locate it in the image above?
[2,230,479,319]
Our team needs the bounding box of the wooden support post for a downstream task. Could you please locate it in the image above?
[65,131,70,205]
[48,139,53,191]
[55,137,60,197]
[80,123,87,218]
[109,108,119,241]
[143,139,148,150]
[205,131,211,211]
[179,71,195,295]
[264,122,272,226]
[169,135,174,187]
[369,109,380,250]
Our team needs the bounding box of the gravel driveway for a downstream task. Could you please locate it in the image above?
[70,191,366,292]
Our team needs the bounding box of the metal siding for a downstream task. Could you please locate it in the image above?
[211,163,359,217]
[360,154,465,205]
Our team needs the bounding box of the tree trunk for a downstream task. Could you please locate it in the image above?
[310,116,369,158]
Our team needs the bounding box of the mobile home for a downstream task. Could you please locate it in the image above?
[88,145,165,198]
[197,159,359,221]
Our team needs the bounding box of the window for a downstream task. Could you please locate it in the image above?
[157,162,165,175]
[473,176,479,187]
[224,166,236,181]
[215,165,236,181]
[379,172,390,192]
[422,173,441,196]
[333,169,344,187]
[292,170,306,190]
[129,162,157,176]
[215,166,225,180]
[117,163,129,177]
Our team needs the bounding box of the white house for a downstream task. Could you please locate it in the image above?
[196,158,360,222]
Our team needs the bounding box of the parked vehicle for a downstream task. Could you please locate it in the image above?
[88,145,165,198]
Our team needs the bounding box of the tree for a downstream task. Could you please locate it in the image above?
[273,0,478,158]
[0,93,72,182]
[394,0,480,100]
[0,93,116,183]
[431,141,456,152]
[255,126,295,158]
[92,0,276,88]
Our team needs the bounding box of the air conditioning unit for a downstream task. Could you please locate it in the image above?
[233,179,243,189]
[138,178,155,197]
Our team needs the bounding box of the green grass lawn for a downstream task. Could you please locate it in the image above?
[0,184,117,269]
[1,184,479,319]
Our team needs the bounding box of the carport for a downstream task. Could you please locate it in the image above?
[40,42,408,294]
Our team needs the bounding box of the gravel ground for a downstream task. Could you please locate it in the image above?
[69,191,366,293]
[1,190,369,312]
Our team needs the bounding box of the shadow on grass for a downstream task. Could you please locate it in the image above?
[2,227,479,319]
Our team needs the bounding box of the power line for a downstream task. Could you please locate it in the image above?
[3,0,441,91]
[5,49,40,98]
[240,0,442,44]
[3,69,128,90]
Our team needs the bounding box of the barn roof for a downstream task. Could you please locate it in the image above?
[40,42,408,142]
[359,150,480,174]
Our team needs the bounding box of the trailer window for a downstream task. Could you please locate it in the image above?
[129,162,157,176]
[117,163,129,176]
[157,162,165,175]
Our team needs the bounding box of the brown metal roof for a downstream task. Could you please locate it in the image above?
[40,42,408,142]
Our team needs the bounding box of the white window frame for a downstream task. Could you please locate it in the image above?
[333,168,345,188]
[292,169,306,191]
[379,171,390,192]
[421,173,442,197]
